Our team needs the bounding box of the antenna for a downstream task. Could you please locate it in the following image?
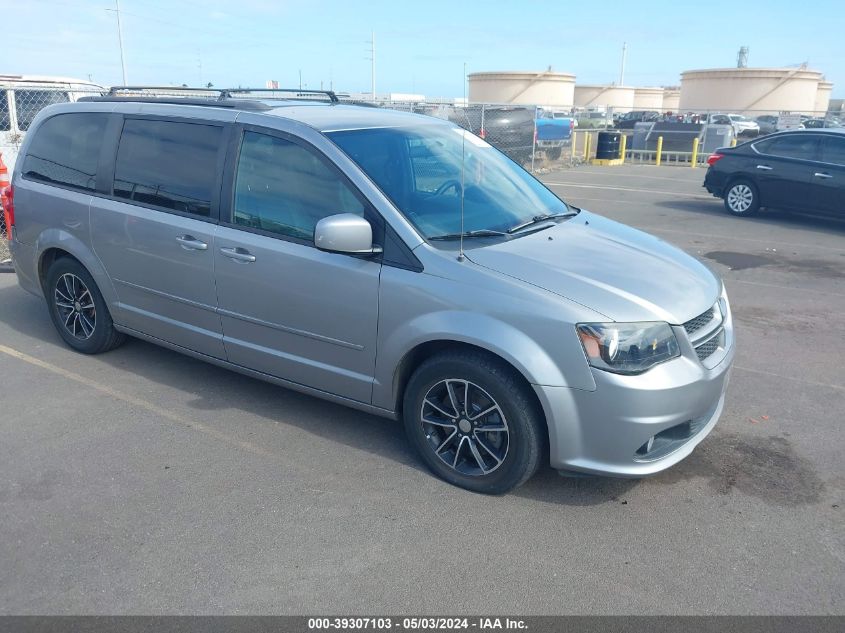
[458,129,466,262]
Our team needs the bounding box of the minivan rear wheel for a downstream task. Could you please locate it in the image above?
[45,258,125,354]
[403,351,545,494]
[724,179,760,216]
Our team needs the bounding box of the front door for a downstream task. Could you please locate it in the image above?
[815,135,845,216]
[214,128,381,403]
[90,117,228,358]
[752,134,820,211]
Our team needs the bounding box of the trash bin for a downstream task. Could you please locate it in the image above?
[596,131,621,159]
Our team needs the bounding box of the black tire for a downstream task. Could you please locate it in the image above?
[403,350,545,494]
[45,257,125,354]
[723,179,760,216]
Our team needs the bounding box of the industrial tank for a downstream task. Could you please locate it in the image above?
[573,85,635,112]
[815,81,833,115]
[679,67,827,114]
[632,87,664,111]
[662,88,681,113]
[468,71,575,107]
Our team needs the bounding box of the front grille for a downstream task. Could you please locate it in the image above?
[683,307,715,336]
[695,336,719,360]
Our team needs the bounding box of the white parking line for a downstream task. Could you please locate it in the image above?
[0,343,276,458]
[734,365,844,392]
[546,181,713,200]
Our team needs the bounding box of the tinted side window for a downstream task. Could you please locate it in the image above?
[762,135,819,160]
[233,131,364,240]
[820,137,845,166]
[0,90,9,131]
[13,90,70,131]
[22,113,108,191]
[113,119,223,217]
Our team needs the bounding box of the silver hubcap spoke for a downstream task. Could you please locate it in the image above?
[420,378,509,477]
[54,273,96,341]
[728,185,752,212]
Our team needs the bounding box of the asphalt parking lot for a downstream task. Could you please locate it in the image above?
[0,164,843,615]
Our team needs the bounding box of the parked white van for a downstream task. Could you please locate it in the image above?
[0,75,103,171]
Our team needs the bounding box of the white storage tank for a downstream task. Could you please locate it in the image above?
[815,81,833,115]
[468,70,575,108]
[662,88,681,113]
[573,85,635,112]
[679,67,827,114]
[632,87,664,111]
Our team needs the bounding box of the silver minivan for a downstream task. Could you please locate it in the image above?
[5,90,734,493]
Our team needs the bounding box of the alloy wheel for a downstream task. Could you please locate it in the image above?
[727,184,753,213]
[54,273,97,340]
[419,379,510,476]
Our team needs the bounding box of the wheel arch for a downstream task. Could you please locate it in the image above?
[388,339,551,447]
[35,230,119,307]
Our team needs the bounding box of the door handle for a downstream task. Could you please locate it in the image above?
[814,172,832,179]
[756,165,773,171]
[176,235,208,250]
[220,246,256,263]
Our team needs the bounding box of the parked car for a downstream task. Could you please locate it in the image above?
[707,113,759,138]
[802,117,842,129]
[704,129,845,217]
[613,110,660,129]
[5,92,734,493]
[754,115,778,135]
[535,112,574,159]
[0,74,103,172]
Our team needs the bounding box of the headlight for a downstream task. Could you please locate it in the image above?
[576,322,680,375]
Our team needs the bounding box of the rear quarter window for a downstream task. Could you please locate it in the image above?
[22,112,109,191]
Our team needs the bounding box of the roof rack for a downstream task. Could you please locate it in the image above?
[77,95,273,111]
[107,85,339,103]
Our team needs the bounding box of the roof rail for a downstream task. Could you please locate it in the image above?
[78,95,273,111]
[107,86,339,103]
[222,88,339,103]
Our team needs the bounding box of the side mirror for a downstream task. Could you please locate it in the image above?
[314,213,382,255]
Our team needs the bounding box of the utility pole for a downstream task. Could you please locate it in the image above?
[463,62,467,103]
[370,31,376,99]
[364,32,376,100]
[619,42,627,86]
[115,0,127,85]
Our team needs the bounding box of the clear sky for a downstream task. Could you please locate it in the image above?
[5,0,841,98]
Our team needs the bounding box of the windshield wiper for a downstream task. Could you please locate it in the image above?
[507,210,579,234]
[429,229,508,241]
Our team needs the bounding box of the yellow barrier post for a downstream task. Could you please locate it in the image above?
[655,136,663,167]
[618,133,627,162]
[584,132,591,161]
[730,137,737,147]
[691,137,700,168]
[571,131,577,161]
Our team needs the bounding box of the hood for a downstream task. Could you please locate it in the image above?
[466,211,721,324]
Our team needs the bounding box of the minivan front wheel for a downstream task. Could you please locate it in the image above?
[403,351,545,494]
[724,179,760,216]
[45,258,125,354]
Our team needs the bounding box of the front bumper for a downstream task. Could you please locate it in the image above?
[535,318,735,477]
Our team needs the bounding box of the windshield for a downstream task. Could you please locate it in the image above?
[327,124,568,239]
[729,115,747,121]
